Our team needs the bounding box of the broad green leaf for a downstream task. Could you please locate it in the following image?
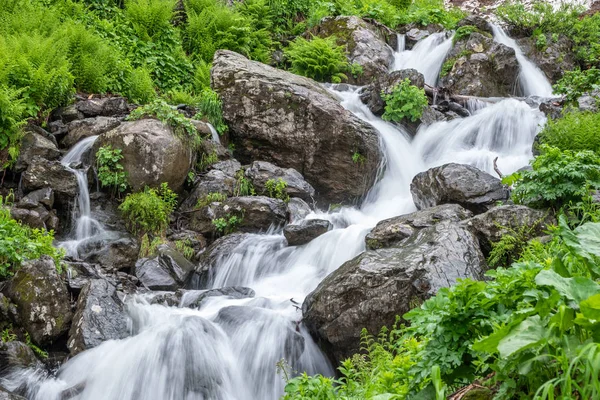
[535,270,600,304]
[497,315,546,358]
[574,222,600,259]
[580,293,600,320]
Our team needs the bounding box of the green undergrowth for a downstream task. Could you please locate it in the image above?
[382,78,428,122]
[119,182,177,237]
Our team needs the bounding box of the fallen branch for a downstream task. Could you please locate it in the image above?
[493,156,503,179]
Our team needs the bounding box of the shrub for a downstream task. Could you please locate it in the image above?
[193,89,227,134]
[124,67,156,104]
[553,67,600,105]
[452,25,479,44]
[284,36,349,83]
[537,111,600,153]
[197,149,218,171]
[212,214,243,235]
[96,145,129,197]
[265,178,289,202]
[196,192,227,209]
[234,169,255,196]
[193,60,212,92]
[0,86,26,169]
[119,184,177,236]
[125,0,176,40]
[508,145,600,209]
[396,0,465,29]
[381,78,428,122]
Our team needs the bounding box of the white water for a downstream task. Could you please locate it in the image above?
[491,24,554,97]
[3,31,548,400]
[208,123,221,144]
[392,32,454,85]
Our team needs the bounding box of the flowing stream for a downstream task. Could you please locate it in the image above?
[4,29,549,400]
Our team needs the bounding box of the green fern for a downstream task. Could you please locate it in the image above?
[284,35,349,83]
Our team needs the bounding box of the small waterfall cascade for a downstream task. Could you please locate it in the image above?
[2,34,547,400]
[208,123,221,143]
[491,24,554,97]
[59,135,106,258]
[392,32,454,85]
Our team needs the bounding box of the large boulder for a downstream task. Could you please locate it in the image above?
[288,198,313,223]
[3,256,73,345]
[135,246,196,291]
[359,69,425,116]
[439,32,519,97]
[366,204,473,249]
[14,130,61,172]
[21,157,78,202]
[284,219,332,246]
[180,169,238,212]
[0,341,43,374]
[193,233,252,286]
[410,163,509,214]
[245,161,315,202]
[181,287,256,309]
[67,279,128,356]
[94,119,194,192]
[303,221,485,363]
[212,50,382,205]
[311,16,394,85]
[62,117,121,149]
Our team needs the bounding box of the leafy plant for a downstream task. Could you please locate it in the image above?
[196,191,227,208]
[487,217,549,268]
[537,111,600,153]
[96,145,128,197]
[553,67,600,105]
[193,89,227,134]
[212,214,243,235]
[1,326,16,343]
[174,239,195,260]
[139,233,164,257]
[265,178,289,202]
[452,25,479,44]
[25,332,47,359]
[0,86,26,169]
[235,169,255,197]
[197,149,218,172]
[284,35,349,83]
[119,184,177,236]
[352,151,366,166]
[381,78,428,122]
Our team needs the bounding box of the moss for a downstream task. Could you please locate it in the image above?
[462,388,494,400]
[366,238,382,250]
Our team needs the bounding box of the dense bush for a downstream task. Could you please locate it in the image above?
[96,145,128,197]
[537,111,600,153]
[0,86,26,169]
[553,67,600,104]
[284,36,349,83]
[119,183,177,236]
[381,78,428,122]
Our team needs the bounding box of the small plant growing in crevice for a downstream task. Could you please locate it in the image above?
[174,239,195,260]
[352,151,366,166]
[96,145,128,197]
[25,332,48,359]
[119,183,177,237]
[196,192,227,209]
[212,214,243,235]
[235,169,255,196]
[139,234,164,258]
[382,78,428,123]
[265,178,289,202]
[1,326,17,343]
[197,150,218,172]
[193,89,227,134]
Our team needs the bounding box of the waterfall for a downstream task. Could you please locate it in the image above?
[491,24,554,97]
[208,123,221,144]
[3,34,547,400]
[392,32,454,86]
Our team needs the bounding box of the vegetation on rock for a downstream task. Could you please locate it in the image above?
[382,78,428,122]
[96,145,128,197]
[119,183,177,236]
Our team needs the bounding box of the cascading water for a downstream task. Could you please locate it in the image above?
[208,123,221,144]
[3,31,548,400]
[392,32,453,85]
[491,24,554,97]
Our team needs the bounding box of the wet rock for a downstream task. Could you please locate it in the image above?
[68,279,128,356]
[287,198,313,223]
[311,16,394,85]
[211,159,241,178]
[456,15,492,34]
[75,97,129,118]
[3,256,73,345]
[0,387,26,400]
[245,161,315,202]
[64,261,103,294]
[462,205,556,255]
[167,230,207,262]
[193,233,252,285]
[17,188,54,210]
[303,221,485,363]
[135,245,196,291]
[21,157,78,202]
[63,117,121,148]
[284,219,332,246]
[400,23,444,49]
[14,131,61,172]
[81,236,140,272]
[517,34,576,83]
[179,169,237,212]
[410,163,509,214]
[51,104,84,123]
[360,69,426,116]
[181,287,255,308]
[0,341,43,374]
[94,119,194,192]
[212,50,382,205]
[440,32,519,97]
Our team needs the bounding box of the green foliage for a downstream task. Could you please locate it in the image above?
[553,67,600,105]
[265,178,289,202]
[119,184,177,236]
[193,89,227,134]
[284,36,349,83]
[1,326,16,343]
[125,0,176,41]
[124,67,156,105]
[235,169,256,197]
[96,145,128,197]
[508,145,600,209]
[0,203,64,279]
[174,239,195,260]
[381,79,428,122]
[212,214,243,235]
[196,191,227,208]
[352,151,366,166]
[488,217,548,269]
[395,0,465,29]
[0,86,25,169]
[25,332,47,359]
[535,32,547,51]
[537,111,600,153]
[197,149,218,172]
[452,25,478,44]
[138,233,164,257]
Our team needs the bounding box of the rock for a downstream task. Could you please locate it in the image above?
[410,163,509,214]
[577,90,600,113]
[75,97,129,118]
[287,198,313,223]
[135,245,196,291]
[64,261,103,294]
[9,207,47,230]
[63,117,121,148]
[94,119,194,192]
[21,157,78,202]
[462,205,556,255]
[440,32,519,97]
[400,23,444,49]
[179,169,237,212]
[181,287,255,308]
[193,233,252,285]
[245,161,315,202]
[517,34,576,83]
[0,387,26,400]
[456,15,492,34]
[82,236,140,272]
[311,16,394,85]
[68,279,128,356]
[360,69,425,116]
[303,221,485,363]
[211,159,241,178]
[17,188,54,210]
[284,219,332,246]
[167,230,207,262]
[51,104,84,123]
[366,204,474,249]
[14,131,61,172]
[3,256,73,345]
[0,341,43,373]
[212,50,382,205]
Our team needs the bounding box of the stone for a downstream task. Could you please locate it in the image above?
[94,119,194,192]
[311,16,394,85]
[179,169,237,212]
[360,69,426,116]
[193,233,252,285]
[67,279,128,356]
[75,97,129,118]
[14,131,61,172]
[82,236,140,272]
[366,204,473,249]
[16,188,54,210]
[181,287,255,308]
[245,161,315,202]
[21,157,78,202]
[287,198,313,223]
[3,256,73,345]
[63,117,121,148]
[0,341,43,374]
[456,15,492,34]
[410,163,509,214]
[135,245,196,291]
[517,34,576,83]
[303,221,485,363]
[9,207,47,230]
[0,387,26,400]
[212,50,382,205]
[284,219,332,246]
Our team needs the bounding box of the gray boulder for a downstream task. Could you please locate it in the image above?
[212,50,382,205]
[135,245,196,291]
[303,221,485,363]
[360,69,426,116]
[246,161,315,202]
[75,97,129,118]
[81,236,140,272]
[3,256,73,345]
[194,233,252,285]
[16,188,54,210]
[366,204,473,249]
[67,279,128,356]
[410,163,508,214]
[288,198,313,223]
[21,157,78,202]
[180,169,237,212]
[284,219,332,246]
[181,287,255,308]
[63,117,121,148]
[0,341,43,373]
[311,16,394,85]
[94,119,194,192]
[0,387,26,400]
[14,131,61,172]
[517,34,576,83]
